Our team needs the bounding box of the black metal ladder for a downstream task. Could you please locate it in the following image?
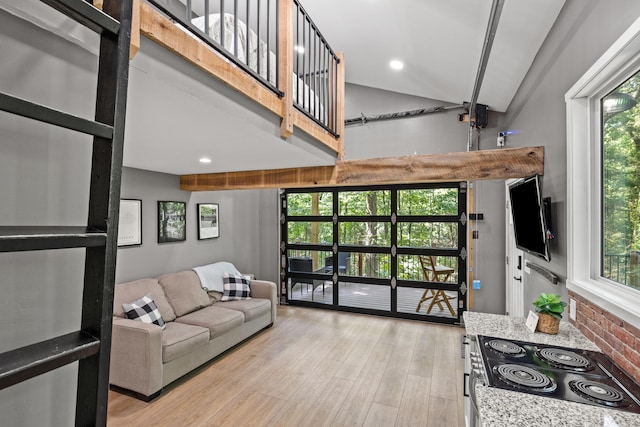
[0,0,132,425]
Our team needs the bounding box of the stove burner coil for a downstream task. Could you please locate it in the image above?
[487,339,526,356]
[494,364,556,392]
[569,380,628,407]
[537,348,593,371]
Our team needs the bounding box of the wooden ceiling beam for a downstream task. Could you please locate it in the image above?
[180,146,544,191]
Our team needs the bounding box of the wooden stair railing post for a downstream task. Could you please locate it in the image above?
[336,51,345,159]
[279,0,294,137]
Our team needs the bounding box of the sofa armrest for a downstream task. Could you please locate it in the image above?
[250,279,277,323]
[109,317,163,397]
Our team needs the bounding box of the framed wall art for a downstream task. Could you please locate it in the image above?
[197,203,219,239]
[117,199,142,247]
[158,201,186,243]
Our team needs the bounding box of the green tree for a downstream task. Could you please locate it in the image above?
[286,187,459,280]
[602,71,640,287]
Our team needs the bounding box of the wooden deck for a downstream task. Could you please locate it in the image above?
[288,281,459,319]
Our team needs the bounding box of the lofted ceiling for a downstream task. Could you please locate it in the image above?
[3,0,566,175]
[124,0,566,175]
[300,0,566,113]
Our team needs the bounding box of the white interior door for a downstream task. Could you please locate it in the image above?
[505,180,524,317]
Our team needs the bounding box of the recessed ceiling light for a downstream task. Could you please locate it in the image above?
[199,157,212,164]
[389,60,404,70]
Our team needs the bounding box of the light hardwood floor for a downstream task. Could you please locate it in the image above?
[107,306,466,427]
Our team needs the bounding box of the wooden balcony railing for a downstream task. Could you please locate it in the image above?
[130,0,344,155]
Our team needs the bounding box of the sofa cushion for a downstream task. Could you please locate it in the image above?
[122,294,167,329]
[157,270,211,317]
[113,278,176,322]
[175,305,244,339]
[218,298,271,322]
[161,322,210,363]
[221,273,251,301]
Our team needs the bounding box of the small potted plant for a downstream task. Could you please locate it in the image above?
[532,293,567,334]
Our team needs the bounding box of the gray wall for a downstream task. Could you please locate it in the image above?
[344,83,468,158]
[469,179,507,314]
[0,7,283,426]
[0,8,96,426]
[500,0,640,314]
[117,167,280,284]
[344,83,507,314]
[257,188,281,284]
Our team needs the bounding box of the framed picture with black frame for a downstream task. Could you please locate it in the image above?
[197,203,219,239]
[158,201,186,243]
[117,199,142,247]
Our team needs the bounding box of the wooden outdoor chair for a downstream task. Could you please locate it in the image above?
[416,255,456,317]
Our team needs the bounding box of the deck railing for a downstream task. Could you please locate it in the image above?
[602,252,640,287]
[287,250,457,283]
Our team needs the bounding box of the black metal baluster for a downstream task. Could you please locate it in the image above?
[328,55,332,130]
[326,49,330,126]
[325,48,329,125]
[220,0,225,49]
[204,0,209,39]
[321,44,325,125]
[331,57,338,130]
[246,0,250,66]
[295,5,299,104]
[310,26,314,116]
[307,17,311,112]
[302,13,306,110]
[257,0,261,78]
[313,28,317,118]
[276,0,279,88]
[234,0,238,57]
[315,31,320,119]
[267,0,272,85]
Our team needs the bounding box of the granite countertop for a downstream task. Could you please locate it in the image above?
[464,311,640,427]
[475,386,640,427]
[463,311,599,350]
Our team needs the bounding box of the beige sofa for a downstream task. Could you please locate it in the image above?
[109,268,277,400]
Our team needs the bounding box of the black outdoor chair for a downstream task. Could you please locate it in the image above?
[324,252,350,274]
[288,257,316,296]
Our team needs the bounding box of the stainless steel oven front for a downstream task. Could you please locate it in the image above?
[464,335,487,427]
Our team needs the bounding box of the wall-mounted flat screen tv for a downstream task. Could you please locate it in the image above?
[508,175,551,262]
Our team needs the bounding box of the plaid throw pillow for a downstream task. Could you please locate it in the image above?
[122,294,166,329]
[221,273,251,301]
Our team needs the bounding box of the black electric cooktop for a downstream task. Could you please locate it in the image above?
[477,335,640,414]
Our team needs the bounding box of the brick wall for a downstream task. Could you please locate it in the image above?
[569,291,640,383]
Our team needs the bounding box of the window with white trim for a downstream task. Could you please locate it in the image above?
[601,70,640,289]
[566,17,640,328]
